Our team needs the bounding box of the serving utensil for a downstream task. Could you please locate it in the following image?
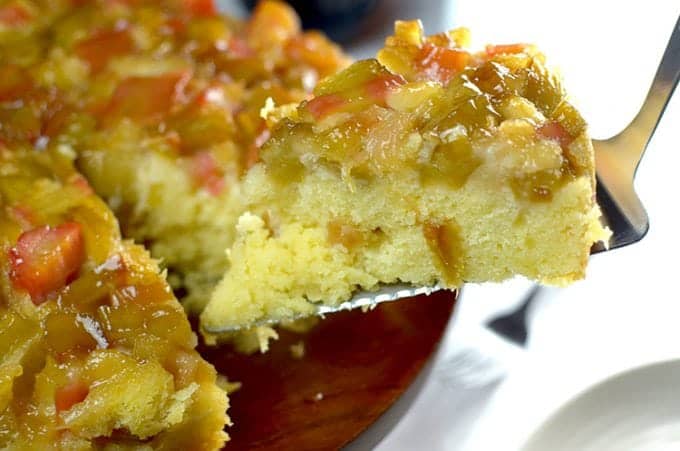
[206,18,679,334]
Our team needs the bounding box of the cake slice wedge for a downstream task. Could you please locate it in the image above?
[200,21,610,337]
[0,145,229,448]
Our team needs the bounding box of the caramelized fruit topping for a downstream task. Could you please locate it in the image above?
[9,222,85,304]
[260,19,589,206]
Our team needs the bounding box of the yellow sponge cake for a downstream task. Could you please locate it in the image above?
[200,21,609,335]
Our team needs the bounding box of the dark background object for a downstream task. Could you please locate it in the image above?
[485,285,541,346]
[241,0,379,44]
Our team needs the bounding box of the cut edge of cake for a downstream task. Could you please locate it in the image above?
[199,20,610,341]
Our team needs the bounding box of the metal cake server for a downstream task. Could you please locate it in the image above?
[205,18,679,334]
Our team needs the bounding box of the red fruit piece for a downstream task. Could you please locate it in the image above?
[75,27,134,73]
[101,72,191,125]
[416,43,470,85]
[364,74,406,103]
[188,151,225,196]
[9,222,86,304]
[182,0,216,17]
[55,379,89,412]
[0,65,33,102]
[485,43,528,58]
[305,94,347,120]
[0,4,32,26]
[537,121,574,149]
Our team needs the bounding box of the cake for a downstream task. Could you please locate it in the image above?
[0,145,229,448]
[200,21,610,336]
[1,0,610,444]
[69,0,349,313]
[1,0,347,327]
[0,2,232,447]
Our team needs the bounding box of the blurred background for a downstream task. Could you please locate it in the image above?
[225,0,679,449]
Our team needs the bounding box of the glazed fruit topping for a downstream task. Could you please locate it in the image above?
[364,73,407,103]
[188,151,226,196]
[9,222,86,304]
[0,65,32,102]
[536,121,574,149]
[182,0,217,18]
[415,43,470,84]
[485,43,529,57]
[305,94,347,120]
[75,26,135,73]
[0,3,31,26]
[100,72,191,125]
[55,379,90,413]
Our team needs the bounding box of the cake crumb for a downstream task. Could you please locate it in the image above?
[229,326,280,354]
[255,326,279,353]
[289,341,305,359]
[216,375,242,395]
[280,316,319,333]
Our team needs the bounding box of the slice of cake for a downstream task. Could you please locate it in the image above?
[200,21,610,336]
[0,145,229,448]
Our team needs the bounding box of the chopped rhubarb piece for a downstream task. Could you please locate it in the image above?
[247,0,299,46]
[245,125,270,169]
[75,27,134,73]
[164,16,185,34]
[416,43,470,85]
[537,121,574,149]
[168,105,232,153]
[284,33,344,76]
[485,43,528,57]
[68,174,95,195]
[182,0,217,17]
[227,36,254,58]
[0,4,31,26]
[364,74,406,103]
[305,94,347,120]
[9,222,86,304]
[253,125,270,148]
[0,65,33,102]
[42,104,73,139]
[102,72,190,124]
[188,151,225,196]
[55,380,89,412]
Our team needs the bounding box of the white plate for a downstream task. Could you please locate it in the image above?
[521,359,680,451]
